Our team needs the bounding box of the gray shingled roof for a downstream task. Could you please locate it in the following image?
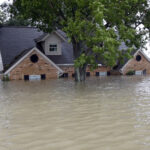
[0,27,43,66]
[0,27,74,70]
[0,26,130,71]
[48,42,74,64]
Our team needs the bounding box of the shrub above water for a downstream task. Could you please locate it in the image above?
[126,70,135,75]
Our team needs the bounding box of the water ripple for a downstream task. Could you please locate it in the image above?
[0,76,150,150]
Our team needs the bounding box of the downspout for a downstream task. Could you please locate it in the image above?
[0,51,4,73]
[57,71,64,78]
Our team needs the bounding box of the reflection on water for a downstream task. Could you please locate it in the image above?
[0,76,150,150]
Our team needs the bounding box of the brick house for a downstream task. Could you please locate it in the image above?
[121,49,150,75]
[0,26,110,80]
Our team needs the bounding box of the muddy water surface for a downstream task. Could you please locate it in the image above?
[0,76,150,150]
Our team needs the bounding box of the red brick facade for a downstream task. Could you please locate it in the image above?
[59,65,110,77]
[9,50,59,80]
[122,51,150,75]
[5,49,111,80]
[5,48,150,80]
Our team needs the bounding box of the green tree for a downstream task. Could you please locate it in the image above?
[12,0,149,82]
[0,2,31,26]
[0,6,7,25]
[5,15,31,26]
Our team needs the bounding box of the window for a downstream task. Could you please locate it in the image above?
[136,55,142,61]
[135,70,143,75]
[60,73,68,78]
[49,44,57,52]
[100,72,107,76]
[96,72,99,76]
[86,72,90,77]
[107,71,111,76]
[41,74,46,80]
[24,75,29,81]
[143,69,146,75]
[30,54,39,63]
[72,73,75,78]
[29,75,41,80]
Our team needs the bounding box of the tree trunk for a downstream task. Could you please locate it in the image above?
[74,64,87,82]
[72,38,87,82]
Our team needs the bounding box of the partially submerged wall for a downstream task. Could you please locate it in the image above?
[121,51,150,75]
[59,65,111,77]
[9,50,59,80]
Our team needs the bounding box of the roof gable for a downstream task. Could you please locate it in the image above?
[4,47,64,75]
[35,31,67,43]
[120,50,150,73]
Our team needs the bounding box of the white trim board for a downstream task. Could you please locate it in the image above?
[57,64,74,66]
[55,31,67,42]
[4,47,64,75]
[120,59,132,74]
[57,64,102,67]
[0,51,3,72]
[139,50,150,62]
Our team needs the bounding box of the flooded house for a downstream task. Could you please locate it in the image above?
[121,49,150,75]
[0,26,110,80]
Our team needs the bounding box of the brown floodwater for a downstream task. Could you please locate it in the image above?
[0,76,150,150]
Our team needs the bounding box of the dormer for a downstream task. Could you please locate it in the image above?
[36,31,66,56]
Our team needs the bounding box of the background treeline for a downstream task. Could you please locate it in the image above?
[0,2,31,26]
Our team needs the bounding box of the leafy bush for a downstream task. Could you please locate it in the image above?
[2,75,10,81]
[126,70,135,75]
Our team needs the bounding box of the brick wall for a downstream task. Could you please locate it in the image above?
[9,50,59,80]
[59,65,110,77]
[8,49,111,80]
[122,51,150,75]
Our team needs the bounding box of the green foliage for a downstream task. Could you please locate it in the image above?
[5,15,31,26]
[2,75,10,81]
[0,2,31,26]
[0,7,7,25]
[11,0,150,69]
[126,70,135,75]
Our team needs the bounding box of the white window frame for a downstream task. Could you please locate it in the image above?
[99,72,107,76]
[49,44,57,52]
[135,70,143,75]
[29,75,41,81]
